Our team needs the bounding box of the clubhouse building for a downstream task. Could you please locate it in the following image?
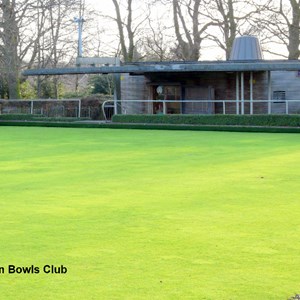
[24,36,300,116]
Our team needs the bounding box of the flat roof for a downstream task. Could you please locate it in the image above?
[23,60,300,76]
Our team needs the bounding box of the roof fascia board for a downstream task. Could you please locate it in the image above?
[23,60,300,76]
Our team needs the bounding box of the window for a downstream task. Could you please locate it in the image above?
[153,85,181,114]
[273,91,286,103]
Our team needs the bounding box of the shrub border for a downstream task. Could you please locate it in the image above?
[1,120,300,133]
[112,114,300,127]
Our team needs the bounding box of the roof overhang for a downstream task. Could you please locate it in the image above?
[23,60,300,76]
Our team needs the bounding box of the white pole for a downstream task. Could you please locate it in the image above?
[268,71,272,114]
[113,87,118,115]
[74,17,84,57]
[78,99,81,118]
[250,72,253,115]
[241,72,244,115]
[236,72,240,115]
[114,58,121,116]
[163,100,167,114]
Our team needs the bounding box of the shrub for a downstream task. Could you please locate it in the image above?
[112,114,300,127]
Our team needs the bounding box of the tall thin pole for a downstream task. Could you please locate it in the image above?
[78,99,81,118]
[241,72,244,115]
[250,72,253,115]
[114,58,121,115]
[74,17,84,57]
[267,71,272,114]
[236,72,240,115]
[79,18,83,57]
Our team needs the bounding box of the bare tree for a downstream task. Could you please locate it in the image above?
[112,0,133,61]
[0,0,88,98]
[201,0,270,60]
[141,14,173,61]
[111,0,150,62]
[287,0,300,59]
[204,0,237,60]
[262,0,300,59]
[25,0,88,98]
[0,0,20,99]
[171,0,213,60]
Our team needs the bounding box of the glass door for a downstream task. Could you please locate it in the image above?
[153,85,181,114]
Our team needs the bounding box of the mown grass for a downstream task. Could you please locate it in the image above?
[0,127,300,299]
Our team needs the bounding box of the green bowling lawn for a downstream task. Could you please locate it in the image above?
[1,126,300,299]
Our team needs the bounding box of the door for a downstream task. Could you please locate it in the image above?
[153,85,181,114]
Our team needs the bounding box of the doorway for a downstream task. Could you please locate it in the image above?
[153,85,181,114]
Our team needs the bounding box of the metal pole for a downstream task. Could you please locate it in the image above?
[78,99,81,118]
[30,101,33,115]
[250,72,253,115]
[223,101,225,114]
[163,100,167,114]
[268,71,272,114]
[79,21,83,57]
[113,85,118,115]
[114,58,121,116]
[241,72,244,115]
[236,72,240,115]
[74,17,84,57]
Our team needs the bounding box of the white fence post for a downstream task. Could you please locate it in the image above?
[163,100,167,114]
[78,99,81,118]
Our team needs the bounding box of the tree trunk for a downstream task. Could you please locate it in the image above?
[172,0,202,60]
[1,0,20,99]
[288,0,300,59]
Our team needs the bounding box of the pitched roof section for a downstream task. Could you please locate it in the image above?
[229,36,263,60]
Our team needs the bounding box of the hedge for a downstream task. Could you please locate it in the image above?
[1,120,300,133]
[112,114,300,127]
